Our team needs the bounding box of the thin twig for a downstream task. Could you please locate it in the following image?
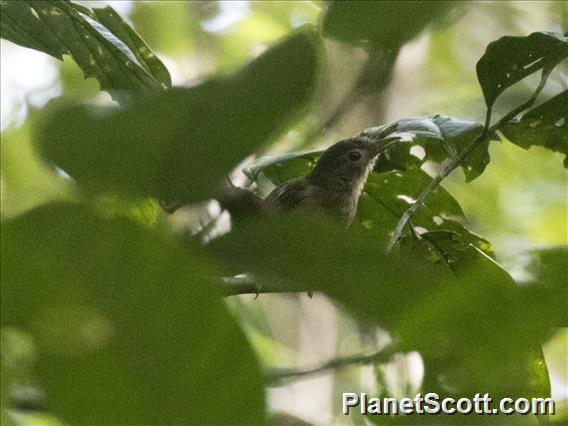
[265,347,396,386]
[386,69,552,252]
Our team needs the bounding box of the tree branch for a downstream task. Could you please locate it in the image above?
[220,276,298,296]
[265,347,396,386]
[386,69,552,252]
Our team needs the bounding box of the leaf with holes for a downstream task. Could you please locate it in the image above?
[360,169,492,253]
[0,0,170,101]
[476,31,568,108]
[363,115,493,181]
[501,90,568,167]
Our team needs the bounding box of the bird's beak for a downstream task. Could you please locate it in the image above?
[369,136,401,158]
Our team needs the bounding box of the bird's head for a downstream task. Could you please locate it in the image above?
[308,135,400,191]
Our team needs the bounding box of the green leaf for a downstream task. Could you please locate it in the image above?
[36,27,321,202]
[210,215,548,397]
[244,150,320,184]
[501,90,568,167]
[248,116,493,183]
[476,31,568,108]
[1,203,265,425]
[322,1,456,47]
[209,214,446,313]
[0,0,170,101]
[88,6,172,88]
[363,115,492,181]
[419,230,494,261]
[412,246,550,398]
[362,169,493,253]
[518,246,568,326]
[397,237,550,400]
[360,168,465,237]
[245,145,490,251]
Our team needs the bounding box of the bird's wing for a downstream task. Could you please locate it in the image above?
[264,177,309,210]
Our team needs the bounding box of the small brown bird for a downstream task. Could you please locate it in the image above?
[163,132,400,225]
[262,135,400,225]
[217,134,400,297]
[217,136,400,225]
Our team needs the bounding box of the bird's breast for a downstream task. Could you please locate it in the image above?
[305,185,359,224]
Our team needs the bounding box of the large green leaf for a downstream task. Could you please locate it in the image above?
[416,246,550,399]
[36,27,321,202]
[1,203,265,425]
[322,1,456,47]
[395,235,550,403]
[518,246,568,326]
[209,215,548,399]
[0,1,171,101]
[501,90,568,167]
[476,31,568,108]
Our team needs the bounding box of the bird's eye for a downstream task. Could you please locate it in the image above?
[348,150,362,161]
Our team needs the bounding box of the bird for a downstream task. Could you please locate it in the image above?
[161,131,401,226]
[214,133,401,226]
[261,135,400,225]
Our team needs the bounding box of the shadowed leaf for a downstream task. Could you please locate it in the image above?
[501,90,568,167]
[36,28,321,202]
[1,203,265,425]
[210,215,548,398]
[322,1,456,48]
[476,31,568,108]
[362,115,494,181]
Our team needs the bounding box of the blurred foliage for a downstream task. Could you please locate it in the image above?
[2,203,265,425]
[209,214,550,400]
[518,246,568,327]
[322,1,456,48]
[36,27,320,202]
[0,115,73,217]
[1,1,567,425]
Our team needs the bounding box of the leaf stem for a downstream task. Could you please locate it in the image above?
[386,69,552,252]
